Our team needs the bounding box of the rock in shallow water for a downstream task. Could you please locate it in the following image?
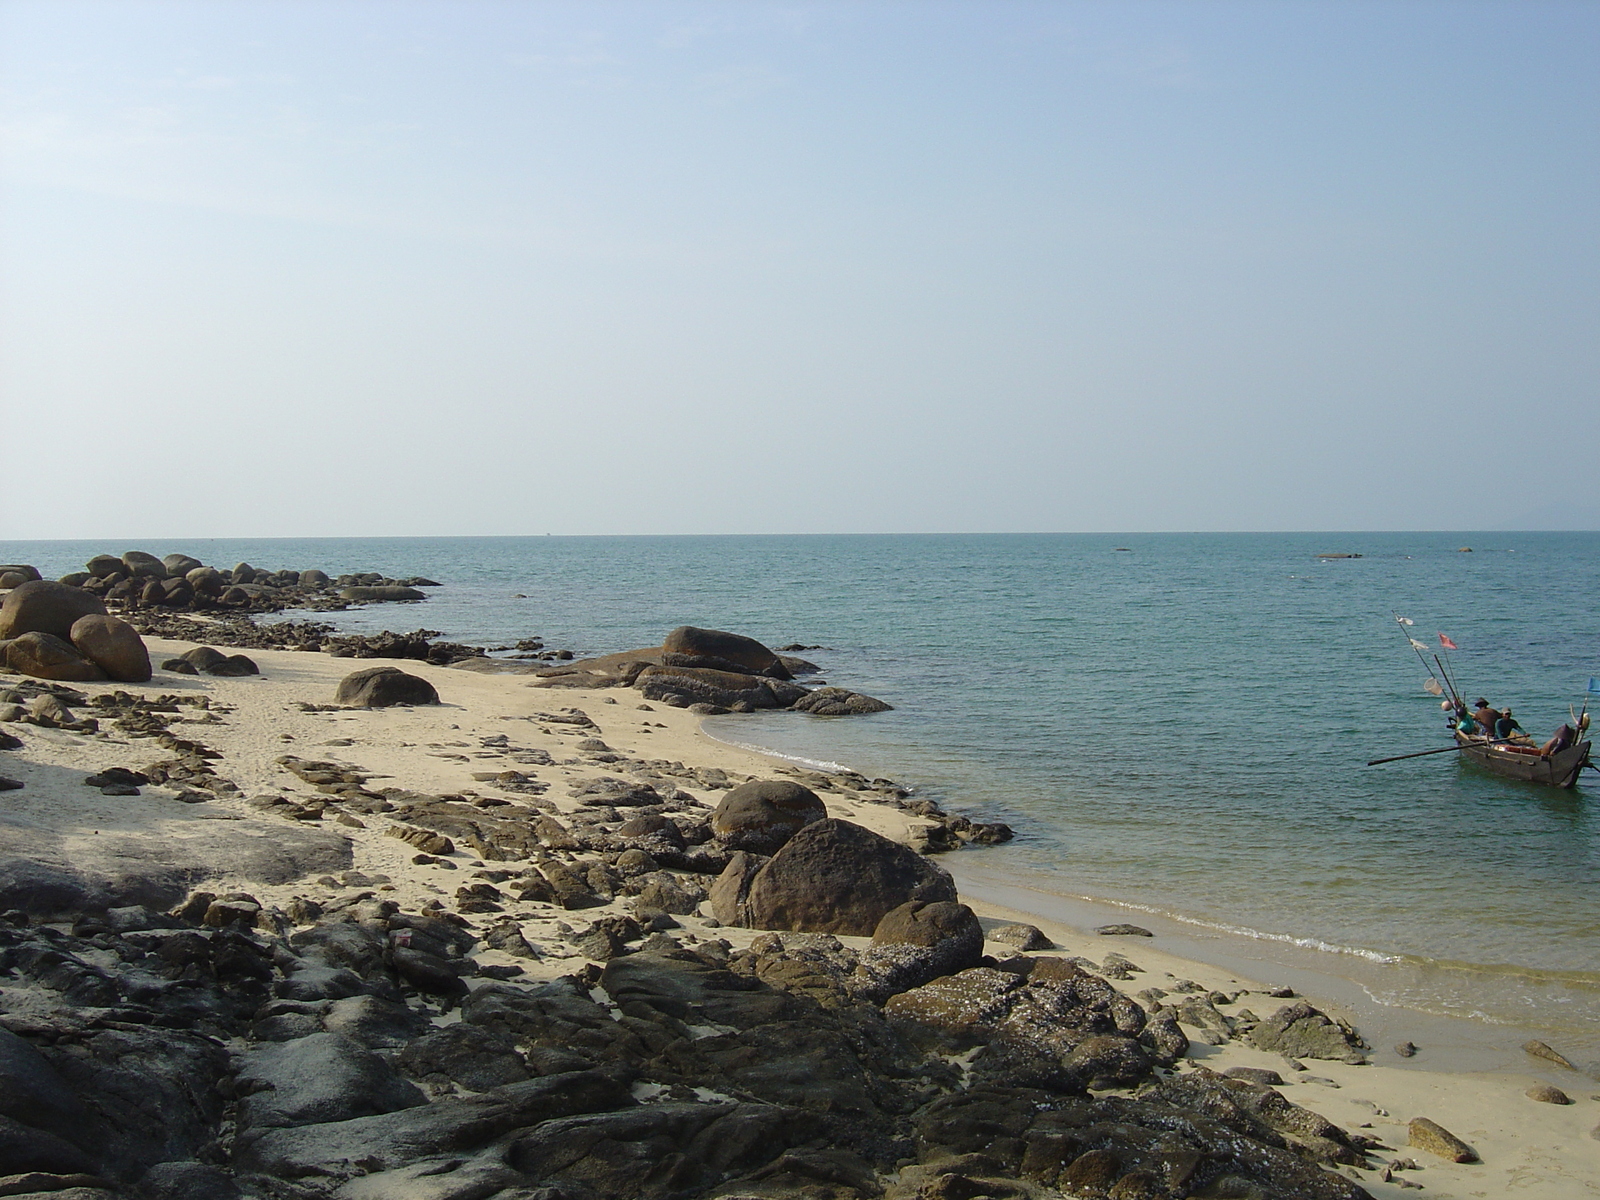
[662,625,792,678]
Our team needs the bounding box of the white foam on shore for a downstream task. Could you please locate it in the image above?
[697,727,861,777]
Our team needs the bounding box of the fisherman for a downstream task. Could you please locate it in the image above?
[1471,698,1503,735]
[1494,708,1527,740]
[1539,723,1576,757]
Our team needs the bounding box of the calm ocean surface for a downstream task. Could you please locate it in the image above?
[5,533,1598,1059]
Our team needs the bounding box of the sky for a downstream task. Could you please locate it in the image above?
[2,0,1596,537]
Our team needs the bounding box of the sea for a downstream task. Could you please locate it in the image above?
[5,532,1598,1070]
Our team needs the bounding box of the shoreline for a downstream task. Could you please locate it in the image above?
[2,636,1597,1196]
[695,717,1600,1198]
[700,720,1600,1076]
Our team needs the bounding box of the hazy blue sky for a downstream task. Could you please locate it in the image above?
[3,1,1596,537]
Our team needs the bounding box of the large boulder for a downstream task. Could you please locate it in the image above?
[186,567,224,595]
[742,818,958,936]
[0,580,108,641]
[5,632,107,682]
[336,666,440,708]
[711,780,827,853]
[662,626,790,679]
[162,553,204,576]
[0,565,41,591]
[120,551,167,579]
[236,1033,426,1130]
[709,851,767,926]
[68,615,151,683]
[0,1027,97,1175]
[849,900,986,1002]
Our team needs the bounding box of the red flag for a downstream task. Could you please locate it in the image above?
[1438,633,1459,650]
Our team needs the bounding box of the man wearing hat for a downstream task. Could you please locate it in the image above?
[1471,698,1503,738]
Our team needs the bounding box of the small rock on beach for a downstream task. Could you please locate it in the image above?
[1408,1116,1479,1162]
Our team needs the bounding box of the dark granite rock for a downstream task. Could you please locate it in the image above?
[1250,1001,1369,1064]
[336,666,439,707]
[711,779,827,854]
[236,1032,427,1129]
[397,1024,531,1092]
[233,1070,635,1179]
[662,626,791,679]
[743,819,958,936]
[789,687,894,715]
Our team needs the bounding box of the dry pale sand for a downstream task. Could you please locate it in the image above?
[3,635,1597,1199]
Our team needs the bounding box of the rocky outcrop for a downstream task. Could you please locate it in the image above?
[335,666,441,708]
[529,629,892,718]
[635,664,809,710]
[338,585,426,602]
[710,779,827,853]
[45,549,443,619]
[742,818,958,935]
[791,686,894,715]
[662,625,792,679]
[0,847,1378,1200]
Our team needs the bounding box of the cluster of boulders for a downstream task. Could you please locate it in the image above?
[0,773,1386,1200]
[0,580,151,683]
[525,626,893,716]
[1,552,439,618]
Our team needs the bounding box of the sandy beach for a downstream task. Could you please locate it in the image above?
[1,631,1594,1199]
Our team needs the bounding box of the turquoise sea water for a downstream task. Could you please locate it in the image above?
[5,533,1598,1059]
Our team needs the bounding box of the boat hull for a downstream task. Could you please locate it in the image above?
[1454,736,1592,789]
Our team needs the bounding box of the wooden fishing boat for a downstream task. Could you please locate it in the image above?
[1453,732,1592,789]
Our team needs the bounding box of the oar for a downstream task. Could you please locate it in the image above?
[1367,739,1516,766]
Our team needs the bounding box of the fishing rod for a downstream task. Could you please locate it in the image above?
[1433,653,1465,711]
[1436,632,1467,707]
[1368,738,1518,767]
[1394,614,1447,698]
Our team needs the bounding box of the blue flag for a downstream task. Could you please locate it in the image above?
[1589,677,1600,695]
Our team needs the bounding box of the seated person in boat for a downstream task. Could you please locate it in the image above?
[1494,708,1527,741]
[1471,698,1503,735]
[1539,723,1576,757]
[1451,703,1484,737]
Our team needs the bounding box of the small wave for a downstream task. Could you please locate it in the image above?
[697,728,858,776]
[1117,902,1404,964]
[993,884,1407,965]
